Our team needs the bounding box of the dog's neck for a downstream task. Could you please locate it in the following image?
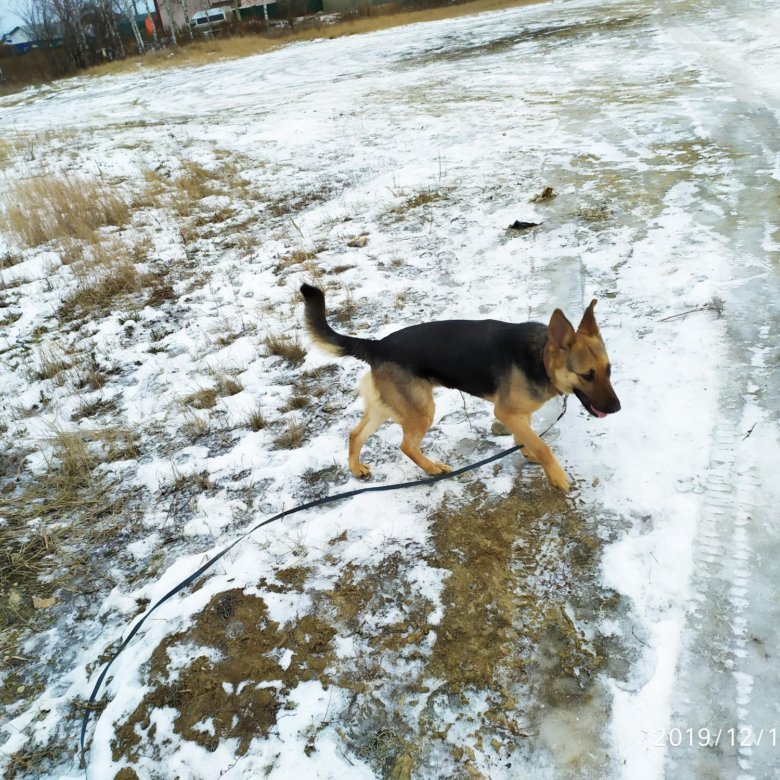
[542,340,563,397]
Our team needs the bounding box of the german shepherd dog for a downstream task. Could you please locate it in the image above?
[300,284,620,491]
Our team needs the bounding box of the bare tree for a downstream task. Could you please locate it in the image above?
[99,0,124,59]
[83,0,124,60]
[47,0,89,68]
[179,0,193,41]
[162,0,176,44]
[118,0,145,53]
[20,0,71,75]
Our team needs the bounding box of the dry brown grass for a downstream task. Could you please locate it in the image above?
[216,375,244,396]
[282,392,310,412]
[0,424,142,724]
[0,309,22,329]
[181,413,212,443]
[131,167,170,210]
[58,237,83,267]
[59,237,171,321]
[74,354,108,392]
[184,387,219,410]
[97,427,142,462]
[245,405,269,431]
[0,428,122,599]
[31,344,72,382]
[307,0,546,40]
[192,205,237,227]
[213,317,254,347]
[184,374,243,411]
[273,416,305,449]
[172,470,214,495]
[71,395,118,421]
[5,173,131,248]
[274,248,318,275]
[383,187,450,225]
[264,331,306,366]
[128,160,246,249]
[48,429,95,486]
[62,255,143,320]
[0,137,13,165]
[171,161,221,214]
[133,157,253,221]
[0,250,24,271]
[330,286,358,325]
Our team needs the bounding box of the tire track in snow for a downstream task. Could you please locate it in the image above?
[666,270,779,779]
[667,422,753,778]
[659,3,780,772]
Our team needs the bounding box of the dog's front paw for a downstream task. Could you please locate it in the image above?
[350,462,372,478]
[546,465,569,492]
[426,462,452,476]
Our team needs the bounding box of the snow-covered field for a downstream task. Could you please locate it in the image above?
[2,0,779,777]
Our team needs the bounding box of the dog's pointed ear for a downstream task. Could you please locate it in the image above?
[577,298,600,337]
[548,309,575,349]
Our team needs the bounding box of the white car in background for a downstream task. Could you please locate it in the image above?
[190,8,233,31]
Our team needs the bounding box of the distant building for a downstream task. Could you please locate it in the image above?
[2,26,34,47]
[116,12,161,43]
[1,25,63,53]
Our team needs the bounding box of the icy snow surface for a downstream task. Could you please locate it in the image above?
[1,0,779,777]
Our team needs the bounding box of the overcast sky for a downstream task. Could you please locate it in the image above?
[1,0,25,33]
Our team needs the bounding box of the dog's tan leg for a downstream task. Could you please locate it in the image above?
[348,373,389,477]
[399,410,452,476]
[372,366,451,476]
[348,408,386,477]
[518,422,542,465]
[494,405,569,491]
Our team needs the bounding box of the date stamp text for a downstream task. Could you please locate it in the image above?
[654,727,777,748]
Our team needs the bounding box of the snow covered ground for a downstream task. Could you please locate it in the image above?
[1,0,779,777]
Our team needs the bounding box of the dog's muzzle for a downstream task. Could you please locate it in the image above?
[573,388,621,418]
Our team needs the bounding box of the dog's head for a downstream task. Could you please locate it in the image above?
[545,300,621,418]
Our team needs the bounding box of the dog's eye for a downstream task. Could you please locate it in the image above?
[579,370,596,382]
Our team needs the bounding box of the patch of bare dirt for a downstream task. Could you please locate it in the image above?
[109,475,632,777]
[112,586,335,762]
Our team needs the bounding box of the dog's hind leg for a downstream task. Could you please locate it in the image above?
[372,366,451,476]
[399,414,452,476]
[348,373,389,477]
[349,407,387,477]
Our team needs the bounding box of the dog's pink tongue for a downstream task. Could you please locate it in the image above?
[593,407,608,419]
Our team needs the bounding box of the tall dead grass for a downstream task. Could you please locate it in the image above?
[133,161,239,223]
[171,161,221,211]
[0,429,115,595]
[264,330,306,366]
[60,239,144,320]
[0,138,12,166]
[59,237,174,320]
[6,173,131,248]
[31,344,72,383]
[0,424,142,673]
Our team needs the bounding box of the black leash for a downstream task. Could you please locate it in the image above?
[79,398,567,768]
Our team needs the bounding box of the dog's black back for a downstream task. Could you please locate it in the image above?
[300,283,549,401]
[373,319,549,399]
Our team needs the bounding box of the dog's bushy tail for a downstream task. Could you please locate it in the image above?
[300,284,374,363]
